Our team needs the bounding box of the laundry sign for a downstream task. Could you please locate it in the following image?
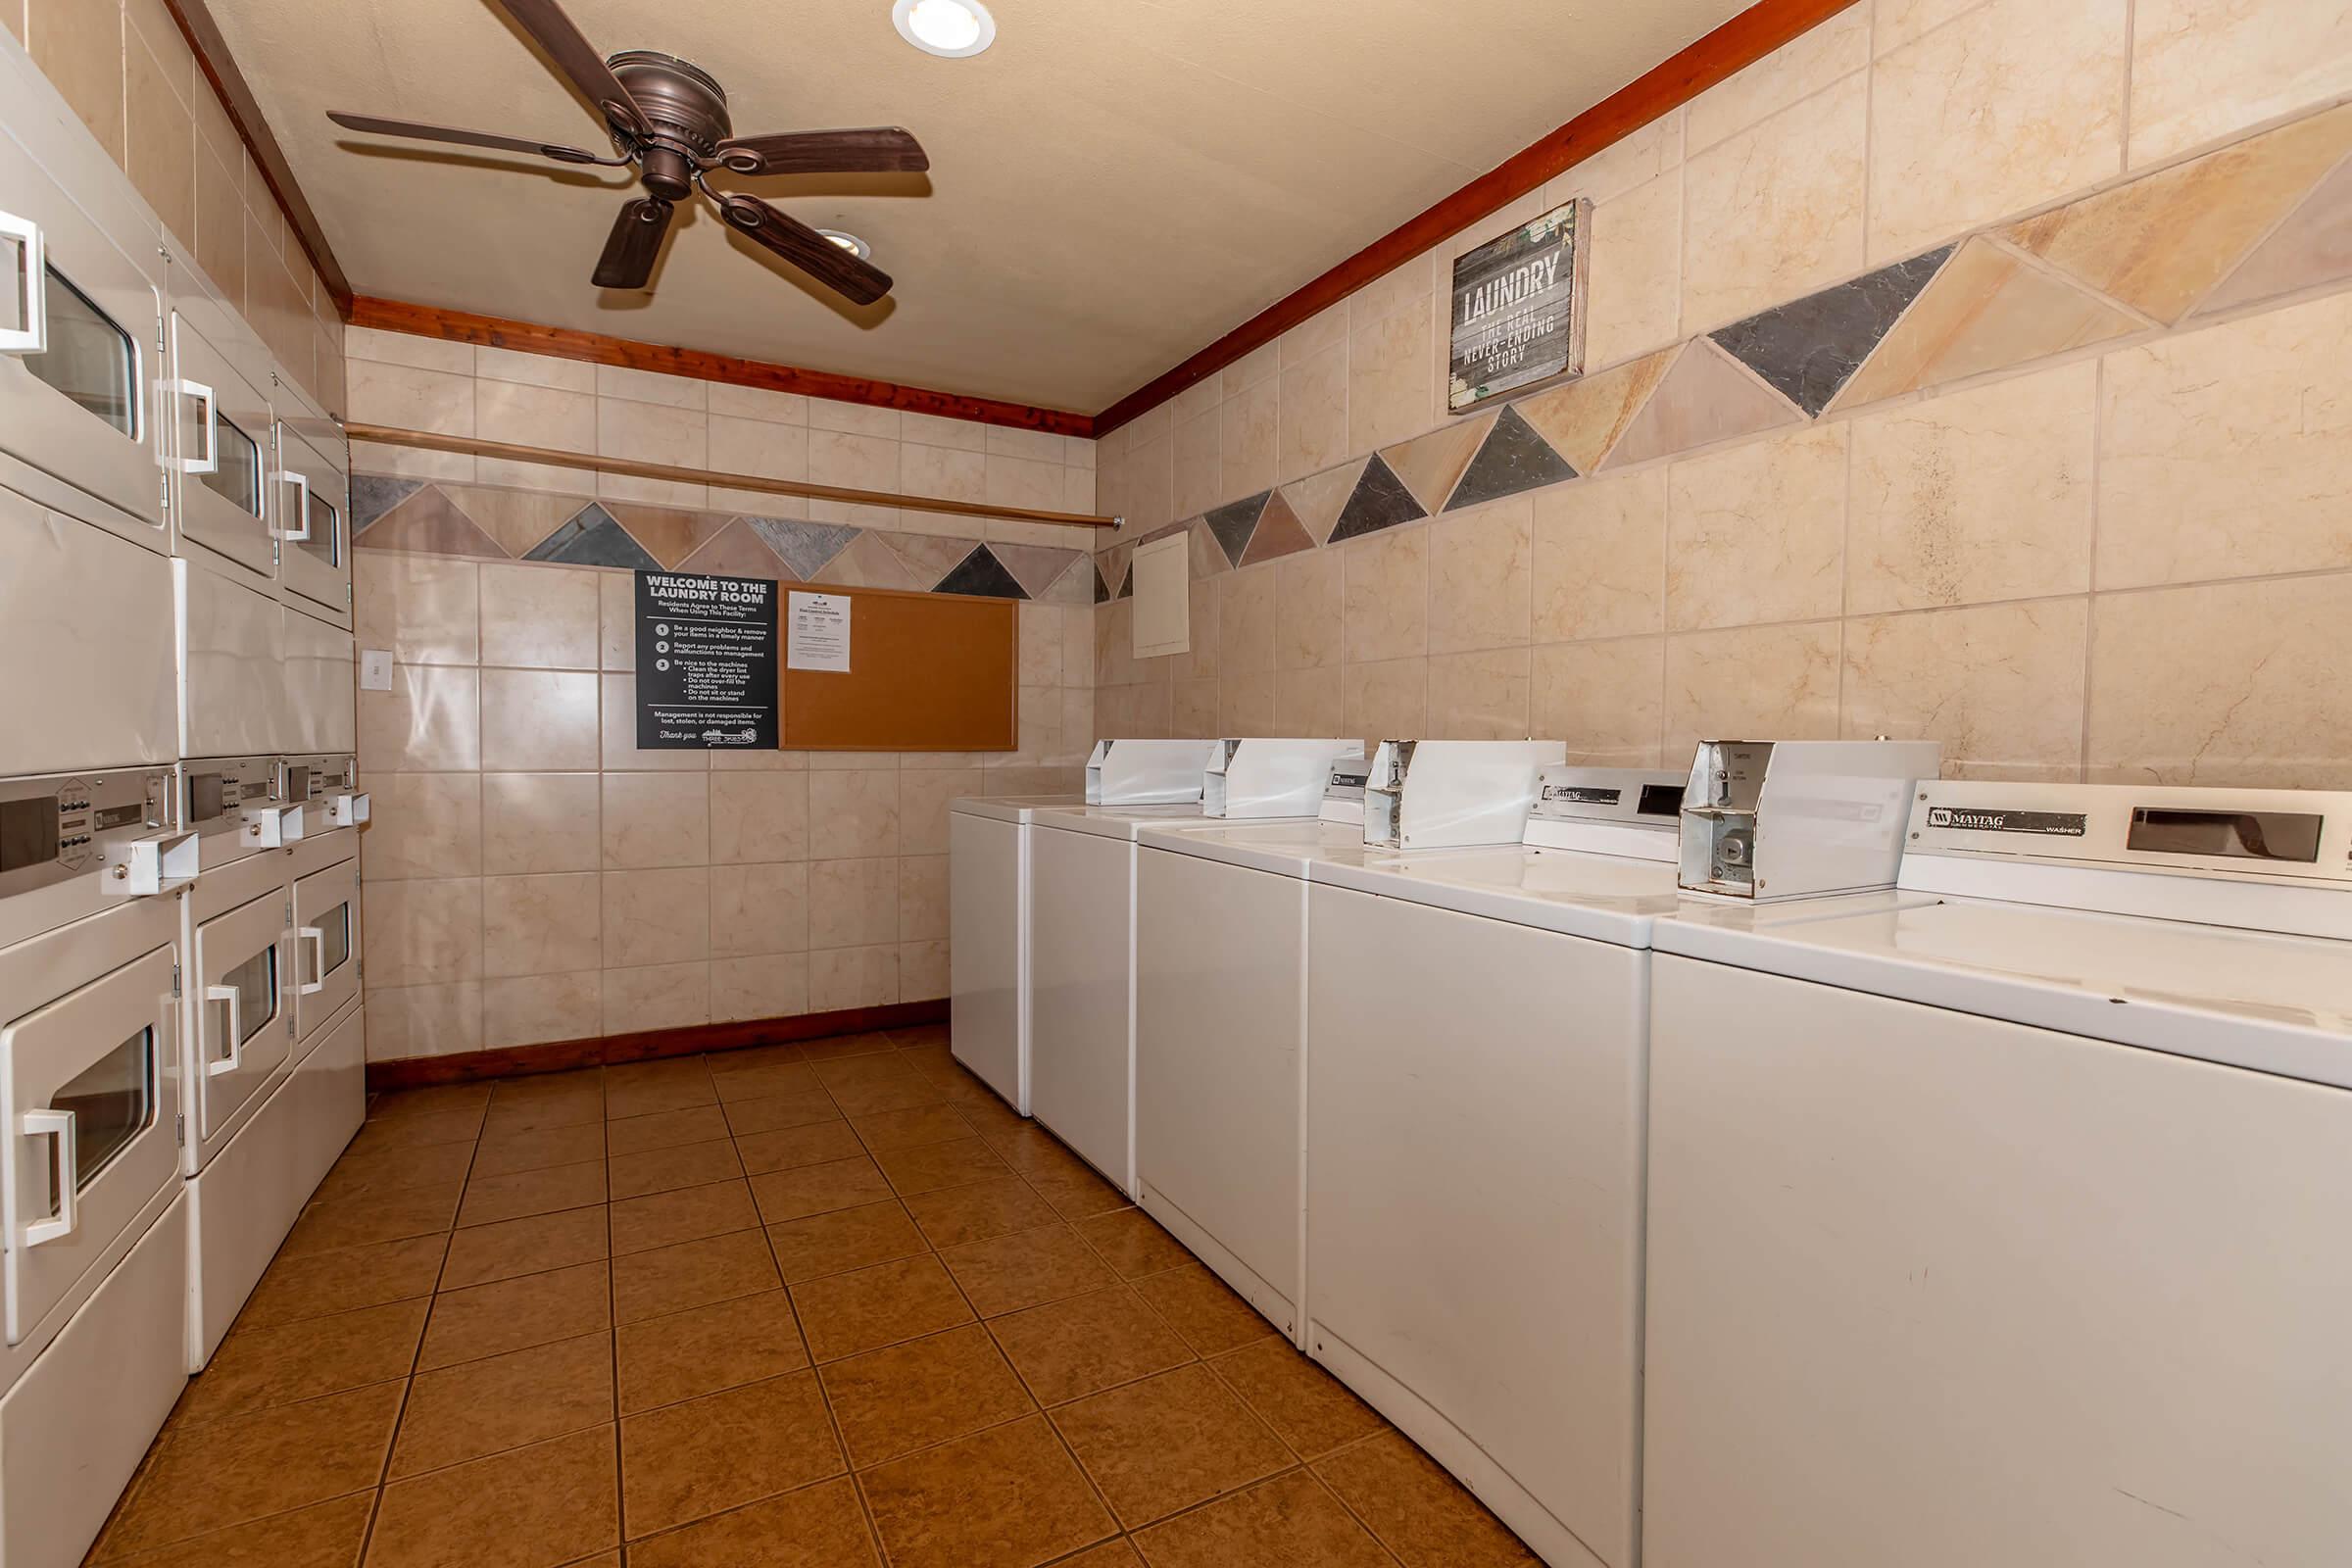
[634,569,779,749]
[1446,198,1590,412]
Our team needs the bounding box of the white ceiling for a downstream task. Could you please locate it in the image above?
[211,0,1749,411]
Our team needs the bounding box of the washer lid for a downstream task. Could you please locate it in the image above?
[1034,804,1307,841]
[1656,895,2352,1090]
[1138,818,1374,874]
[950,794,1080,824]
[1310,845,1688,945]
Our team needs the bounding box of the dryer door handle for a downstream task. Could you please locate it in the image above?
[204,983,244,1076]
[270,468,313,541]
[172,379,218,473]
[0,209,44,356]
[298,927,327,995]
[19,1108,76,1247]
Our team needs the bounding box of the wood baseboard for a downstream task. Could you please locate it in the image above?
[363,999,951,1090]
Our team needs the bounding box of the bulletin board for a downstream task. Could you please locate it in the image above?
[781,580,1018,751]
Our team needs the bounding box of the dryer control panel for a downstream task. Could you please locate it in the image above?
[0,767,172,902]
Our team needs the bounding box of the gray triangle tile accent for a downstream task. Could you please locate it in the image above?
[526,504,661,570]
[1327,454,1427,543]
[1446,406,1578,510]
[1709,245,1955,416]
[1203,492,1271,566]
[746,516,860,580]
[1094,560,1113,604]
[350,475,424,533]
[934,544,1029,600]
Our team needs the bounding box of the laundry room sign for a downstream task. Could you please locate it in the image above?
[1446,197,1590,412]
[633,570,779,749]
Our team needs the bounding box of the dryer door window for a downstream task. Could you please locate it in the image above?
[49,1024,153,1204]
[275,420,349,618]
[168,314,274,582]
[23,267,134,438]
[191,884,292,1145]
[291,857,358,1042]
[198,411,262,515]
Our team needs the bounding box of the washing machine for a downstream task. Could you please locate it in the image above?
[1027,739,1362,1195]
[949,794,1078,1115]
[1643,780,2352,1568]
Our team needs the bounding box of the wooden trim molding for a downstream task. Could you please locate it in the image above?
[160,0,355,312]
[1093,0,1864,435]
[363,1000,952,1090]
[349,298,1097,438]
[343,423,1117,526]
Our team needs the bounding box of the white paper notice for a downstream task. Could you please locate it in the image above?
[786,591,853,672]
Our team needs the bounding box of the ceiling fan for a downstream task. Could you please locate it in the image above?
[326,0,927,304]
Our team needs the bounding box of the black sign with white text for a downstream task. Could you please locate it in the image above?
[634,570,778,750]
[1448,197,1590,412]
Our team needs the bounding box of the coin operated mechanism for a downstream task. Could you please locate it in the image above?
[1200,739,1365,818]
[0,768,192,903]
[282,755,368,832]
[1525,765,1691,859]
[1083,739,1220,806]
[1362,739,1567,851]
[1678,739,1943,901]
[1319,752,1375,827]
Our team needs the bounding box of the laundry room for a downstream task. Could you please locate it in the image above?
[3,0,2349,1563]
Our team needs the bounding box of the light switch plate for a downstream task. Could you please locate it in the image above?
[360,649,394,692]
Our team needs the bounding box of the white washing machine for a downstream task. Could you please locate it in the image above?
[1643,781,2352,1568]
[949,794,1078,1115]
[1028,739,1362,1196]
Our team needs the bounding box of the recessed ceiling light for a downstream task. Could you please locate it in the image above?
[817,229,871,259]
[893,0,994,58]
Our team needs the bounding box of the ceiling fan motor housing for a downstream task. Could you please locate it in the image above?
[608,51,730,199]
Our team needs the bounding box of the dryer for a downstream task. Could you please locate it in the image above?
[949,793,1078,1115]
[271,384,351,626]
[167,305,276,592]
[1643,781,2352,1568]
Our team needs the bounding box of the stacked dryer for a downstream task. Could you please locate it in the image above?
[0,38,363,1566]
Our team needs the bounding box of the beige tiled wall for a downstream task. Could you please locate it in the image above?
[1091,0,2352,788]
[7,0,345,413]
[357,554,1093,1062]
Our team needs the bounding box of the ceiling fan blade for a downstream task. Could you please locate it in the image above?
[713,126,930,177]
[491,0,652,137]
[591,198,675,290]
[326,111,617,165]
[716,194,893,306]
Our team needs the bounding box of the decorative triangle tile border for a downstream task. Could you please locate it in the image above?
[935,544,1029,599]
[992,542,1085,599]
[2192,149,2352,318]
[1279,460,1368,546]
[1378,416,1493,513]
[1710,245,1954,416]
[1203,492,1271,566]
[358,487,510,559]
[677,516,786,579]
[1239,491,1315,565]
[351,475,423,533]
[1512,348,1676,473]
[1445,407,1577,511]
[749,516,860,580]
[444,485,584,560]
[524,504,661,570]
[1600,340,1804,469]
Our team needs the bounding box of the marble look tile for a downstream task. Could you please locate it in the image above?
[477,564,601,669]
[1532,637,1666,766]
[1341,525,1428,662]
[1585,172,1685,370]
[1348,296,1434,456]
[808,770,898,858]
[1174,410,1221,521]
[483,872,602,979]
[367,982,485,1060]
[476,378,596,453]
[1427,649,1533,740]
[1688,5,1871,153]
[1221,377,1280,503]
[1682,73,1868,330]
[2197,154,2352,317]
[356,555,479,665]
[1843,600,2088,780]
[445,486,586,561]
[2098,288,2352,588]
[812,531,922,591]
[605,504,728,571]
[349,361,474,436]
[602,772,710,869]
[809,945,900,1010]
[1711,246,1954,415]
[1239,492,1315,566]
[602,868,711,967]
[1665,425,1847,632]
[808,858,900,951]
[2087,573,2352,787]
[995,544,1083,602]
[1600,341,1802,470]
[1344,659,1428,741]
[1512,349,1675,475]
[1548,109,1685,208]
[1833,238,2143,408]
[1664,622,1842,760]
[527,507,661,571]
[360,772,481,880]
[360,489,509,560]
[605,959,711,1034]
[1277,343,1349,486]
[1532,468,1667,643]
[1327,456,1429,544]
[1444,407,1577,513]
[1847,359,2096,612]
[709,771,809,863]
[363,877,480,988]
[1277,461,1365,548]
[482,971,604,1050]
[710,955,809,1023]
[482,772,600,875]
[2128,0,2352,168]
[1378,417,1491,518]
[1224,341,1283,397]
[480,668,600,773]
[678,516,788,580]
[1869,0,2128,263]
[935,546,1028,600]
[1427,497,1533,655]
[1276,547,1345,670]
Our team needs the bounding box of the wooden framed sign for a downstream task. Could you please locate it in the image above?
[1446,198,1591,413]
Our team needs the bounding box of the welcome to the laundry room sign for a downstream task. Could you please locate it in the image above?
[1446,197,1590,412]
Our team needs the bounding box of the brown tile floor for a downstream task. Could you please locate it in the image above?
[86,1024,1542,1567]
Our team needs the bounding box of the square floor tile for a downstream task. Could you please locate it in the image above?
[625,1476,879,1568]
[791,1254,973,1362]
[421,1262,612,1369]
[819,1324,1035,1468]
[949,1092,1025,1144]
[820,1067,944,1118]
[902,1178,1057,1250]
[941,1225,1114,1317]
[605,1072,716,1121]
[93,1493,374,1567]
[439,1205,611,1291]
[1075,1208,1191,1281]
[765,1200,927,1284]
[368,1426,619,1568]
[616,1290,809,1414]
[619,1372,843,1537]
[469,1120,605,1178]
[612,1229,780,1324]
[706,1042,808,1074]
[723,1088,844,1137]
[482,1089,604,1140]
[711,1060,819,1103]
[370,1083,494,1121]
[609,1138,742,1200]
[606,1103,731,1155]
[1053,1363,1292,1528]
[847,1103,974,1152]
[236,1233,447,1330]
[177,1298,427,1423]
[874,1137,1010,1197]
[281,1181,462,1257]
[858,1415,1114,1568]
[799,1031,895,1061]
[391,1331,614,1478]
[345,1109,481,1155]
[1131,1469,1393,1567]
[1135,1265,1277,1355]
[987,1286,1194,1406]
[750,1155,894,1224]
[609,1177,759,1255]
[1211,1339,1382,1459]
[734,1120,863,1175]
[1313,1431,1540,1567]
[457,1159,606,1227]
[1025,1165,1131,1223]
[315,1139,474,1202]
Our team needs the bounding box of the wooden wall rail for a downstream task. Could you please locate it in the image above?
[344,424,1119,527]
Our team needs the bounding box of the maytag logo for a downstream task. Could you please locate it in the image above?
[1928,806,2088,836]
[1930,808,2003,829]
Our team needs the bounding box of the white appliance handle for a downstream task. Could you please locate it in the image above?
[204,983,244,1076]
[172,379,218,472]
[0,209,44,356]
[19,1108,75,1246]
[298,927,327,995]
[270,467,312,541]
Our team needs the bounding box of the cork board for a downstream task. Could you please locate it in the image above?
[781,580,1018,751]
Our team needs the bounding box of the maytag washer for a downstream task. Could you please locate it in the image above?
[948,793,1078,1115]
[1642,781,2352,1568]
